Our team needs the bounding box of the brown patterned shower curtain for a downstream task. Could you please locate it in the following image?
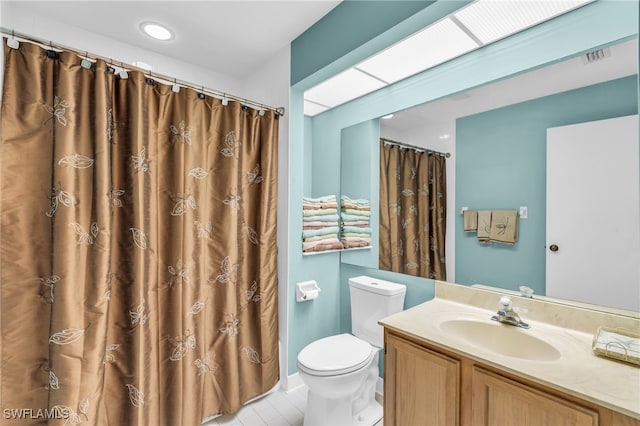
[0,41,279,425]
[379,139,447,280]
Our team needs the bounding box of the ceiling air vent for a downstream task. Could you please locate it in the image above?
[582,47,611,65]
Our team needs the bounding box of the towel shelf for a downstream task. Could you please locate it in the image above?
[302,246,371,256]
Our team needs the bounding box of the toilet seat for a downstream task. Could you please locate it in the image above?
[297,333,375,377]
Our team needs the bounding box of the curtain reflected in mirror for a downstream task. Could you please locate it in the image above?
[379,139,447,279]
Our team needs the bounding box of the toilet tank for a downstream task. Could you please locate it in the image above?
[349,276,406,348]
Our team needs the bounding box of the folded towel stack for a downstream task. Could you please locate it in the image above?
[303,195,345,252]
[340,195,372,249]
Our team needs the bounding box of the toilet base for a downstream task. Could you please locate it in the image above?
[303,392,382,426]
[302,351,381,426]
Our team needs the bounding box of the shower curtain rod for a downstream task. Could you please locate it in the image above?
[381,137,451,158]
[0,28,285,116]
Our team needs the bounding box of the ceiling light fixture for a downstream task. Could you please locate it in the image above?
[381,114,394,120]
[303,0,593,116]
[141,22,174,41]
[452,0,592,45]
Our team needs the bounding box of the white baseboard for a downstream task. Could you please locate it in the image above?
[284,372,305,392]
[376,377,384,396]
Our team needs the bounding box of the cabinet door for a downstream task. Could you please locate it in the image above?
[471,367,598,426]
[385,333,460,426]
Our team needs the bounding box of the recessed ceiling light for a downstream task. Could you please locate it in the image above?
[141,22,173,41]
[381,114,395,120]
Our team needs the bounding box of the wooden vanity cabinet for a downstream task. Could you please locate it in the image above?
[383,329,640,426]
[384,333,460,426]
[471,366,598,426]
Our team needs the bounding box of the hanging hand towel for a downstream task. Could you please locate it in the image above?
[489,210,518,244]
[477,210,492,243]
[463,210,478,232]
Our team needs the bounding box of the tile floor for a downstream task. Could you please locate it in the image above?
[202,385,383,426]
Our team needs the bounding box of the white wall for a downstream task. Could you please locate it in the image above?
[243,47,292,388]
[0,2,244,96]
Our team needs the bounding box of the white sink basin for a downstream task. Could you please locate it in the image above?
[439,319,562,361]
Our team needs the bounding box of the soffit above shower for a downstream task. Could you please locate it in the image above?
[303,0,594,116]
[0,1,341,79]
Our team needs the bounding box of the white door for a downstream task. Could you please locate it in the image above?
[546,115,639,311]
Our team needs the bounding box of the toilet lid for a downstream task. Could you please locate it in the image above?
[297,334,374,376]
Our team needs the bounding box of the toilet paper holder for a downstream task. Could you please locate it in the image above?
[296,280,321,302]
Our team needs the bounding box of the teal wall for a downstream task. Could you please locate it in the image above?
[287,1,463,376]
[455,76,639,295]
[289,86,343,377]
[291,1,436,85]
[340,120,380,268]
[287,0,639,376]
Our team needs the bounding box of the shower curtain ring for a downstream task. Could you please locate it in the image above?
[81,51,92,69]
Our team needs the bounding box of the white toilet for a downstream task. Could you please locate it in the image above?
[297,276,406,426]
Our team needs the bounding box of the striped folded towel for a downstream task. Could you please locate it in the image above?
[342,226,372,234]
[303,214,340,222]
[302,226,340,239]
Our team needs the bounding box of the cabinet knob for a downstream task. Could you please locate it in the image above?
[549,244,559,252]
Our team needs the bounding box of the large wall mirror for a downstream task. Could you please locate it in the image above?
[341,36,639,313]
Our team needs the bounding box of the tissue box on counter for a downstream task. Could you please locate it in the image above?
[592,327,640,366]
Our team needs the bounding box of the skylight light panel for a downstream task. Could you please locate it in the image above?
[303,68,387,109]
[453,0,593,45]
[356,18,480,84]
[304,100,330,117]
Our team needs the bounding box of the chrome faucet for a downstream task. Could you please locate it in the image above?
[491,296,530,329]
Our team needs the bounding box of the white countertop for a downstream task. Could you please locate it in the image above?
[379,282,640,419]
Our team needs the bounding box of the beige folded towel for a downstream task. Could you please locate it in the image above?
[477,210,492,243]
[463,210,478,232]
[303,238,344,252]
[489,210,518,244]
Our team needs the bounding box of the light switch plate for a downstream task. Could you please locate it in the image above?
[519,206,528,219]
